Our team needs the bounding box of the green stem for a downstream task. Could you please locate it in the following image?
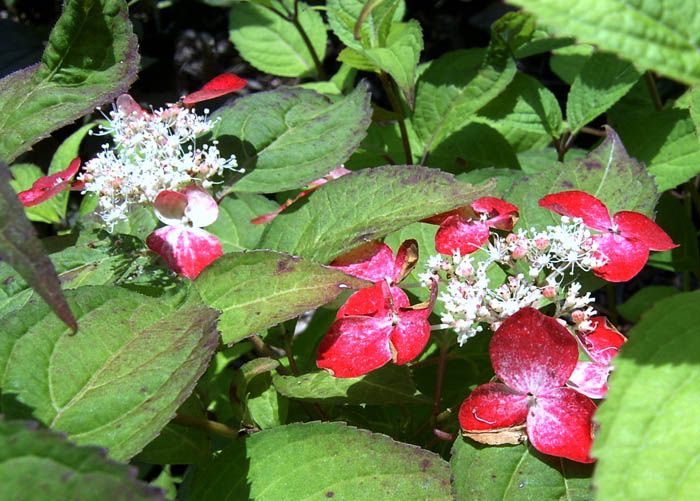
[379,71,413,164]
[432,332,449,421]
[644,71,664,111]
[291,16,327,80]
[173,414,238,439]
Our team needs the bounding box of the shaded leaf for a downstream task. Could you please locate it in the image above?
[259,165,495,262]
[593,291,700,500]
[212,84,372,193]
[272,364,428,404]
[617,285,679,323]
[0,286,220,462]
[188,422,451,500]
[194,251,370,344]
[0,0,139,162]
[9,163,64,224]
[0,418,163,500]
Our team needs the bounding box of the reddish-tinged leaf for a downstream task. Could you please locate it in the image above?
[435,215,490,255]
[527,387,596,463]
[578,317,626,365]
[538,190,612,231]
[317,316,394,378]
[593,232,649,282]
[458,382,529,431]
[146,226,223,279]
[17,157,80,207]
[613,211,679,251]
[490,308,579,394]
[182,74,247,104]
[568,361,610,399]
[390,309,431,364]
[330,241,396,282]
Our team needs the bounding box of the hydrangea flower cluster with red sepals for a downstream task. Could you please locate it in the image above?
[316,240,437,378]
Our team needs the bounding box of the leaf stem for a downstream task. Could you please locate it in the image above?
[379,71,413,164]
[580,126,606,137]
[644,71,664,111]
[432,331,449,420]
[172,413,239,439]
[605,283,619,325]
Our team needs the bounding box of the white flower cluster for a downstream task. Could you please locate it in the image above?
[419,217,606,345]
[78,101,241,227]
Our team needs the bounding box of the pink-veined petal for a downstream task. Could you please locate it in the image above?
[316,315,394,377]
[330,242,396,282]
[18,157,81,207]
[153,190,188,225]
[527,387,596,463]
[146,226,223,279]
[337,283,408,318]
[490,307,579,395]
[593,233,649,282]
[458,382,529,431]
[435,215,490,255]
[539,191,612,231]
[577,317,626,365]
[612,211,678,251]
[116,94,149,117]
[389,309,431,364]
[567,361,611,399]
[182,74,247,104]
[181,185,219,227]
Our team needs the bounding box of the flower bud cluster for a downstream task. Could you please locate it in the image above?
[420,216,605,344]
[79,102,241,227]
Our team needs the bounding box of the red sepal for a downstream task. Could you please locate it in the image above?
[146,226,223,279]
[613,211,678,251]
[577,317,626,365]
[592,233,649,282]
[182,74,247,104]
[538,191,611,231]
[434,215,490,255]
[330,242,396,283]
[458,382,529,431]
[18,157,81,207]
[568,361,611,399]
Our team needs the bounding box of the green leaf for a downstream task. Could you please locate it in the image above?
[412,47,517,162]
[508,0,700,85]
[272,364,428,404]
[194,251,370,344]
[228,1,326,78]
[593,290,700,500]
[135,395,212,465]
[0,418,163,500]
[206,193,279,252]
[0,286,220,461]
[549,44,594,85]
[615,108,700,191]
[327,0,405,51]
[246,373,288,429]
[646,193,700,273]
[188,422,451,500]
[259,165,496,262]
[364,20,423,106]
[506,128,659,232]
[212,83,372,193]
[566,52,641,133]
[476,71,564,148]
[9,163,64,224]
[618,285,679,323]
[0,164,76,330]
[451,439,593,500]
[0,0,139,163]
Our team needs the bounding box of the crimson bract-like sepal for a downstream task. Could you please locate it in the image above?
[329,239,418,284]
[539,191,677,282]
[18,157,81,207]
[459,307,596,463]
[426,197,519,256]
[316,280,436,378]
[182,74,247,104]
[146,185,222,279]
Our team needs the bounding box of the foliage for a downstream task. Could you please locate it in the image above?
[2,0,699,499]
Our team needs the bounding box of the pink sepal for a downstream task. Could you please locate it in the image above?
[577,317,626,365]
[330,242,396,283]
[458,382,529,431]
[182,74,247,104]
[390,308,431,365]
[336,283,408,318]
[613,211,678,251]
[116,94,149,117]
[490,307,579,394]
[153,185,219,227]
[527,387,596,463]
[471,196,519,231]
[153,190,188,225]
[146,225,223,279]
[316,315,394,378]
[568,361,610,399]
[538,191,611,231]
[435,215,490,255]
[18,157,81,207]
[592,233,649,282]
